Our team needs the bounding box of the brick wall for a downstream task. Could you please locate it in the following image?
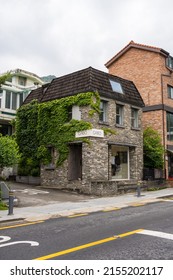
[108,48,164,106]
[107,47,173,150]
[142,110,163,137]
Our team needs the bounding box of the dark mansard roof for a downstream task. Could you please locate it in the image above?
[24,66,144,107]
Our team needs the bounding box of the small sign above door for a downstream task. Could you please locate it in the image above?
[75,129,104,138]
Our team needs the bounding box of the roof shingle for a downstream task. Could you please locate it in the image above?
[24,67,144,107]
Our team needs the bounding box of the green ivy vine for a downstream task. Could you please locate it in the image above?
[15,91,100,175]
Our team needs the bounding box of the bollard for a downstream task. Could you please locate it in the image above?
[8,191,14,215]
[137,181,141,197]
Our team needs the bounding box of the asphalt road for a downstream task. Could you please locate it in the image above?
[0,200,173,260]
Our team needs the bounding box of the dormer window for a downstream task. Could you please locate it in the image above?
[109,79,123,94]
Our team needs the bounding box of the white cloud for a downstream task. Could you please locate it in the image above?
[1,0,173,77]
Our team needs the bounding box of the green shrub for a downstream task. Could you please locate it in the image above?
[0,135,20,168]
[143,127,164,169]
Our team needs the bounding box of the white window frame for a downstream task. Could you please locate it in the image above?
[111,145,130,180]
[99,100,108,122]
[131,108,139,128]
[5,90,19,111]
[109,79,123,94]
[116,103,124,126]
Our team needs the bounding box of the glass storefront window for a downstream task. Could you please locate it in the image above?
[111,145,129,180]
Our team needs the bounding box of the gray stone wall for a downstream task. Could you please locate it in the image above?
[41,98,143,195]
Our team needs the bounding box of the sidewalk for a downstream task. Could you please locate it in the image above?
[1,185,173,223]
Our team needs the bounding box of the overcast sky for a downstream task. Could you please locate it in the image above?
[1,0,173,78]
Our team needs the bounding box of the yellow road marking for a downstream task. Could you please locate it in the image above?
[103,207,121,212]
[0,220,44,230]
[130,203,146,207]
[35,228,143,260]
[68,213,88,218]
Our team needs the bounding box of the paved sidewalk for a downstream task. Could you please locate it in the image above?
[1,186,173,223]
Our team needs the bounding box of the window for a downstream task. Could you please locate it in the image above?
[19,91,29,106]
[167,112,173,141]
[19,93,24,106]
[111,145,129,180]
[0,124,12,136]
[116,104,124,126]
[18,76,26,86]
[67,105,81,122]
[0,89,3,108]
[5,90,18,110]
[168,85,173,99]
[131,108,139,128]
[6,76,12,83]
[109,79,123,93]
[12,92,17,110]
[99,100,108,122]
[5,91,11,109]
[72,105,81,120]
[67,106,72,121]
[167,56,173,69]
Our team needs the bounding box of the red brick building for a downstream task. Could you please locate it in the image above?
[105,40,173,179]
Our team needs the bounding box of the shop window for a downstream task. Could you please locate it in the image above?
[111,145,129,180]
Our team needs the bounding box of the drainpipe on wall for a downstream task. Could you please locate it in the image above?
[161,72,171,179]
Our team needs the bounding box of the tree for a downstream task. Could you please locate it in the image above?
[0,136,20,169]
[0,72,11,87]
[143,127,164,169]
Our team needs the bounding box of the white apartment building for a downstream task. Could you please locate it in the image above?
[0,69,44,135]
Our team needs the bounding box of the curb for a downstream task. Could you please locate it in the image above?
[0,198,166,224]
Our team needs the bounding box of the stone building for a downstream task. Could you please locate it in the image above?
[24,67,144,195]
[105,40,173,179]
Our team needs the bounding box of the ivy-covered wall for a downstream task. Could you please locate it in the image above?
[15,91,100,176]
